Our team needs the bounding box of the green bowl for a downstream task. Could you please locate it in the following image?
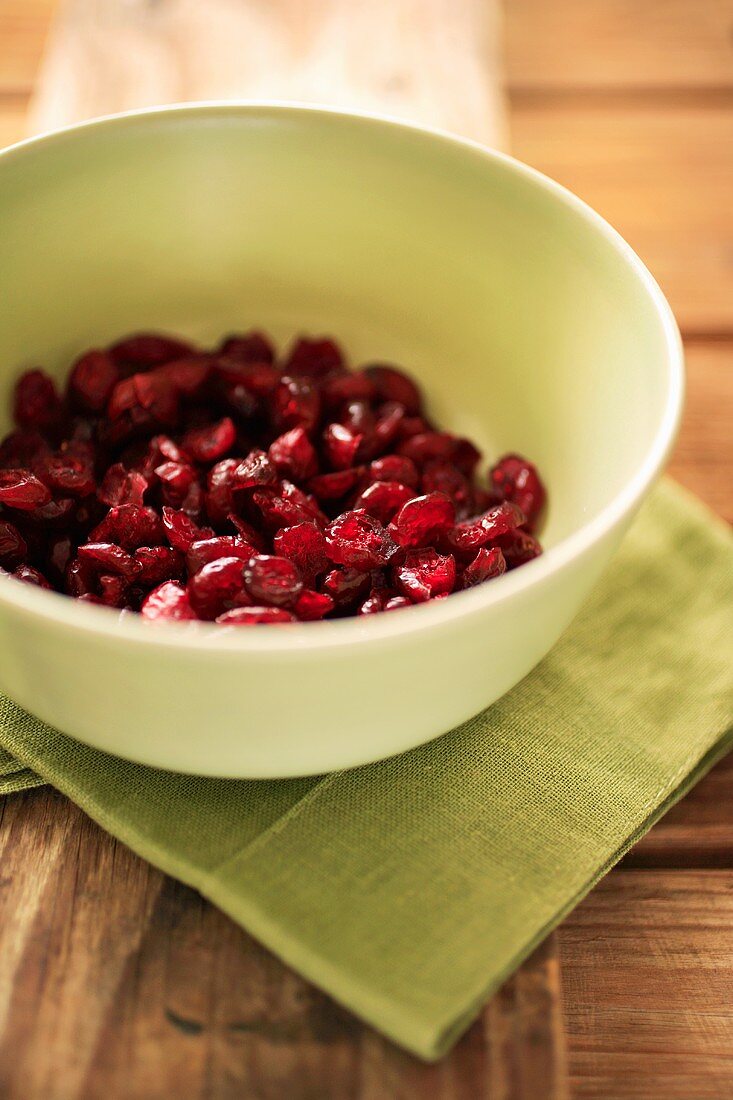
[0,103,683,777]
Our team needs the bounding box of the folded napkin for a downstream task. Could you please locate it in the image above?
[1,479,731,1059]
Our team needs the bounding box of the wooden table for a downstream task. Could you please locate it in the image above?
[1,2,732,1097]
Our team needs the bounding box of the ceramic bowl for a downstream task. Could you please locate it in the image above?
[0,104,683,777]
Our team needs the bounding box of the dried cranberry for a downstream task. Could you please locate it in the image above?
[78,542,142,581]
[206,458,241,525]
[98,573,129,608]
[321,372,376,408]
[394,548,456,603]
[141,581,197,620]
[44,444,97,498]
[234,449,278,490]
[68,350,119,412]
[92,504,164,549]
[462,546,506,588]
[13,563,52,589]
[497,528,543,568]
[110,333,196,368]
[0,469,52,511]
[135,546,185,586]
[322,423,362,470]
[446,501,524,555]
[155,461,197,504]
[182,417,236,464]
[369,454,419,488]
[162,506,207,551]
[14,370,63,430]
[364,365,422,414]
[354,480,414,525]
[269,427,318,481]
[98,463,148,507]
[325,510,399,571]
[389,492,455,548]
[490,453,546,528]
[219,331,275,364]
[272,375,320,433]
[65,556,97,597]
[0,520,27,566]
[186,536,253,575]
[421,459,471,514]
[273,522,328,585]
[243,554,303,607]
[293,589,334,620]
[307,468,362,501]
[285,337,344,377]
[321,567,370,610]
[216,606,295,625]
[188,557,250,620]
[384,595,411,612]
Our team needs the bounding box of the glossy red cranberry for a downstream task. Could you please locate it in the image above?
[269,427,318,481]
[389,492,455,548]
[0,520,27,566]
[98,463,148,507]
[293,588,335,620]
[135,545,185,586]
[141,580,197,620]
[234,449,278,490]
[273,522,328,585]
[364,365,422,414]
[78,542,142,581]
[110,332,196,368]
[0,469,52,511]
[354,480,414,525]
[272,375,320,433]
[188,557,251,620]
[68,350,119,412]
[182,417,236,464]
[14,370,63,430]
[285,337,344,377]
[490,453,546,528]
[394,548,456,603]
[369,454,419,487]
[13,563,52,589]
[325,510,399,571]
[216,605,295,625]
[461,546,506,588]
[0,328,545,621]
[219,331,275,365]
[185,536,253,575]
[243,554,303,607]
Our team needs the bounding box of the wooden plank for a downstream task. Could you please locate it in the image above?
[670,340,733,525]
[511,102,733,334]
[0,98,29,147]
[0,1,57,94]
[559,871,733,1099]
[626,754,733,869]
[505,0,733,92]
[0,788,567,1099]
[28,0,506,146]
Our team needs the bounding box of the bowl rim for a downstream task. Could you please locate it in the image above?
[0,100,684,651]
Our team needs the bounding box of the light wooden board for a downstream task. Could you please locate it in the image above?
[0,788,567,1100]
[0,2,732,1097]
[511,101,733,334]
[560,871,733,1099]
[0,0,57,93]
[506,0,733,91]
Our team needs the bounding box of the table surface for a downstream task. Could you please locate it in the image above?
[0,2,732,1097]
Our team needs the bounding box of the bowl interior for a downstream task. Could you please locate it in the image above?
[0,105,678,551]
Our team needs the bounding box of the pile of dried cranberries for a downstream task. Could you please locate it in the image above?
[0,332,546,624]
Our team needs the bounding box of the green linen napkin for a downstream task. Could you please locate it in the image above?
[1,479,731,1059]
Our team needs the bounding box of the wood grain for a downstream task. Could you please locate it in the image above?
[506,0,733,92]
[28,0,506,146]
[559,871,733,1099]
[511,101,733,334]
[0,0,57,94]
[0,788,567,1100]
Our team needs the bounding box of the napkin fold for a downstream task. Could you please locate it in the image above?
[1,479,732,1059]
